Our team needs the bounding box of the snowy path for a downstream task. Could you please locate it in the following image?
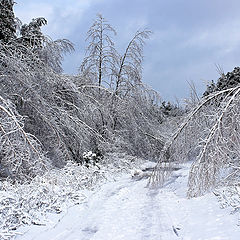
[16,164,240,240]
[16,176,178,240]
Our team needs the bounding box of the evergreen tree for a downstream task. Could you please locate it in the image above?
[203,67,240,97]
[17,17,74,72]
[0,0,16,43]
[19,17,47,49]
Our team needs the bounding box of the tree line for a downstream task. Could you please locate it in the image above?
[0,0,181,182]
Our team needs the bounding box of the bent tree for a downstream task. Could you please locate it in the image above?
[149,84,240,198]
[114,29,152,97]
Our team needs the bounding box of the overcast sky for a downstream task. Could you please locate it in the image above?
[14,0,240,101]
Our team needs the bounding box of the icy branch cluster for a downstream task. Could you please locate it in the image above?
[216,187,240,213]
[214,186,240,225]
[0,96,48,182]
[150,80,240,197]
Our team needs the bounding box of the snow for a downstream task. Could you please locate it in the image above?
[15,162,240,240]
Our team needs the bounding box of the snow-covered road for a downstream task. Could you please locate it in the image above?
[16,163,240,240]
[16,177,178,240]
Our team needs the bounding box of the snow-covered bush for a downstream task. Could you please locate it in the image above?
[215,186,240,214]
[83,151,97,162]
[82,150,103,167]
[214,186,240,226]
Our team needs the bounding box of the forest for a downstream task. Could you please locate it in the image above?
[0,0,240,239]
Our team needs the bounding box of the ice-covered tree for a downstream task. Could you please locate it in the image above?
[39,38,74,73]
[16,17,74,72]
[19,17,47,49]
[149,82,240,197]
[0,0,16,43]
[80,14,117,86]
[114,29,152,96]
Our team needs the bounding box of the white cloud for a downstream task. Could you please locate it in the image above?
[15,2,54,25]
[182,20,240,55]
[14,0,104,38]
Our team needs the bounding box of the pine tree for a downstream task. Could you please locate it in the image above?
[0,0,16,43]
[19,17,47,49]
[203,67,240,97]
[17,17,74,72]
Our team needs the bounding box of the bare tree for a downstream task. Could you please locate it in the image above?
[215,63,225,78]
[108,29,152,130]
[113,29,152,96]
[80,14,117,87]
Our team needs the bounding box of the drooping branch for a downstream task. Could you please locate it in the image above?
[114,29,152,96]
[149,85,240,197]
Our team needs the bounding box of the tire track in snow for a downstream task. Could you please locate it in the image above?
[16,175,179,240]
[140,187,179,240]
